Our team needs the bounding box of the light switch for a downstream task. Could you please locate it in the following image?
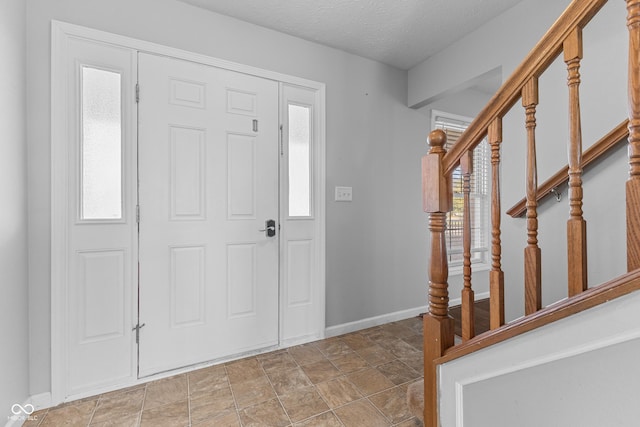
[335,186,353,202]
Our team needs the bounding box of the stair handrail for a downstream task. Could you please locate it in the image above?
[507,119,629,217]
[419,0,640,425]
[439,268,640,365]
[442,0,608,176]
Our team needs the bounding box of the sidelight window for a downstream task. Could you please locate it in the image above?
[80,66,123,220]
[288,104,312,217]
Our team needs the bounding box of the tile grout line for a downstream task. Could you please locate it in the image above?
[39,321,424,427]
[287,344,347,426]
[259,353,295,426]
[186,374,192,427]
[85,393,100,426]
[222,363,243,426]
[366,387,407,425]
[316,335,390,425]
[137,384,148,427]
[343,330,418,425]
[295,349,343,426]
[36,408,48,427]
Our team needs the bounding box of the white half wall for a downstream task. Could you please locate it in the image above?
[26,0,428,396]
[0,0,30,421]
[438,290,640,427]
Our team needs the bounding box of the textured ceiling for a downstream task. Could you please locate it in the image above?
[179,0,525,70]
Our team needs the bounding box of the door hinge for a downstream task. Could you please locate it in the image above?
[132,323,146,344]
[136,205,140,223]
[253,119,258,132]
[279,124,284,156]
[135,83,140,103]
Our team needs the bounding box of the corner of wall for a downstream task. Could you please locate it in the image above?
[0,0,30,422]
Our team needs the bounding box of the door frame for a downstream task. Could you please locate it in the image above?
[51,20,326,404]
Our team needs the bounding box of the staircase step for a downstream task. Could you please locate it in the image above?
[449,298,491,337]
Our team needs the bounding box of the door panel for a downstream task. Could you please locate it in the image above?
[65,37,137,395]
[138,53,279,377]
[279,84,323,344]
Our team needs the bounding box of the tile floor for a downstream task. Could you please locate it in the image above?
[25,317,424,427]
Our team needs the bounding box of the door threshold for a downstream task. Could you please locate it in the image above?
[138,342,281,380]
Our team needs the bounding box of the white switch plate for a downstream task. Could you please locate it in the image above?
[335,186,353,202]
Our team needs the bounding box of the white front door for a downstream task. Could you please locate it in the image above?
[137,53,279,377]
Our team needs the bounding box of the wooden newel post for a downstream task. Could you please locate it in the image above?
[422,129,454,427]
[627,0,640,271]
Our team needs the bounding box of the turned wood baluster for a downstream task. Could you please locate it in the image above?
[461,150,475,341]
[422,129,454,427]
[627,0,640,271]
[489,118,505,328]
[564,28,588,296]
[523,78,542,315]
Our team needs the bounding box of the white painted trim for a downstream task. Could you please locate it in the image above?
[325,305,428,338]
[325,291,491,339]
[51,21,324,91]
[316,85,327,341]
[29,393,52,411]
[454,382,465,427]
[50,20,70,405]
[430,108,492,275]
[51,20,326,404]
[3,397,40,427]
[430,109,474,130]
[438,291,640,427]
[457,328,640,389]
[451,329,640,427]
[4,415,22,427]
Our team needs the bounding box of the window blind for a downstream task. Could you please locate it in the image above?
[433,115,489,267]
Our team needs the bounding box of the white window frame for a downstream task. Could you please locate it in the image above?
[431,110,490,275]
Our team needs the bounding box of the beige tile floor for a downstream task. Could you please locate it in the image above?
[25,317,424,427]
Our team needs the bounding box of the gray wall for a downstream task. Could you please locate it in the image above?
[409,0,629,320]
[26,0,428,395]
[1,0,30,419]
[408,0,572,108]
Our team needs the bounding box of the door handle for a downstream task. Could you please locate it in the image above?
[259,219,276,237]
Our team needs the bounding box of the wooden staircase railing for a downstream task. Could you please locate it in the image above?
[506,119,629,218]
[420,0,640,425]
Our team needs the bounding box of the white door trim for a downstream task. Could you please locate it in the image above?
[51,20,326,405]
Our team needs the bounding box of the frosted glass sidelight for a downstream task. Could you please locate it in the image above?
[288,104,311,217]
[81,67,122,220]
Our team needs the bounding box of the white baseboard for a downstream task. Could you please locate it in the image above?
[4,395,45,427]
[4,415,22,427]
[29,392,52,411]
[324,292,491,339]
[449,291,490,308]
[325,305,428,338]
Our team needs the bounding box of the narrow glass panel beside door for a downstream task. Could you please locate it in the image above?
[288,104,311,217]
[81,66,122,220]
